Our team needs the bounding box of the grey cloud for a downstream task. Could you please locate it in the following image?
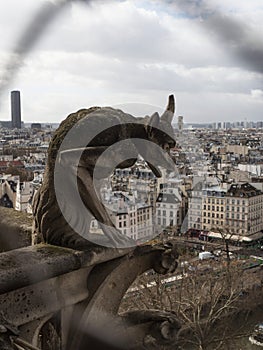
[3,0,261,102]
[33,49,263,121]
[31,0,263,75]
[35,52,261,94]
[165,0,263,74]
[0,0,93,98]
[32,3,230,70]
[36,2,173,62]
[204,13,263,74]
[0,1,62,97]
[0,0,262,123]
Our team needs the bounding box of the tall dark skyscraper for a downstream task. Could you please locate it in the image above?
[11,90,22,129]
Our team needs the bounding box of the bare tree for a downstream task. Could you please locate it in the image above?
[121,253,249,350]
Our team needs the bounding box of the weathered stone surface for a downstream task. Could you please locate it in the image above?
[0,207,32,252]
[0,243,131,294]
[32,96,176,249]
[0,97,180,349]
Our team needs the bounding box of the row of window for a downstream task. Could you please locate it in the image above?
[191,204,263,215]
[205,198,225,205]
[203,205,224,211]
[203,219,224,226]
[157,218,180,226]
[248,198,263,205]
[194,198,263,206]
[138,222,150,228]
[226,199,247,205]
[118,216,151,227]
[225,221,251,229]
[192,223,201,229]
[119,221,127,228]
[157,210,179,217]
[226,213,246,220]
[248,205,263,211]
[156,204,178,209]
[200,223,263,233]
[203,212,224,219]
[189,216,203,222]
[226,206,246,212]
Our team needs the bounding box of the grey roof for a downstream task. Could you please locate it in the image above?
[156,193,179,204]
[226,183,262,197]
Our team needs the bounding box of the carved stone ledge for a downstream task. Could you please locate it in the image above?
[0,243,132,294]
[0,242,180,349]
[67,243,180,350]
[152,242,179,274]
[122,310,181,349]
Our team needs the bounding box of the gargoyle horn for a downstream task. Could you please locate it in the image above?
[161,94,175,124]
[148,111,160,129]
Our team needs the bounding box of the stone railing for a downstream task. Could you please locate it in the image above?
[0,207,32,252]
[0,242,180,350]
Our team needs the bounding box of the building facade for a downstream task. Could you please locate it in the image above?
[156,190,182,233]
[188,182,263,240]
[90,191,154,242]
[225,183,263,237]
[188,182,203,231]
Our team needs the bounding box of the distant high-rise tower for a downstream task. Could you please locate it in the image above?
[11,90,22,129]
[178,115,184,131]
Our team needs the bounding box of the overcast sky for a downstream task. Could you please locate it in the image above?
[0,0,262,124]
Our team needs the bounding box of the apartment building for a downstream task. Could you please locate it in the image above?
[188,182,203,231]
[136,204,153,241]
[15,180,33,212]
[112,162,158,208]
[156,190,181,233]
[90,191,153,242]
[188,182,263,239]
[202,186,227,232]
[225,183,263,237]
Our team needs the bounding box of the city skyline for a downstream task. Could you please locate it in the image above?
[0,0,263,123]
